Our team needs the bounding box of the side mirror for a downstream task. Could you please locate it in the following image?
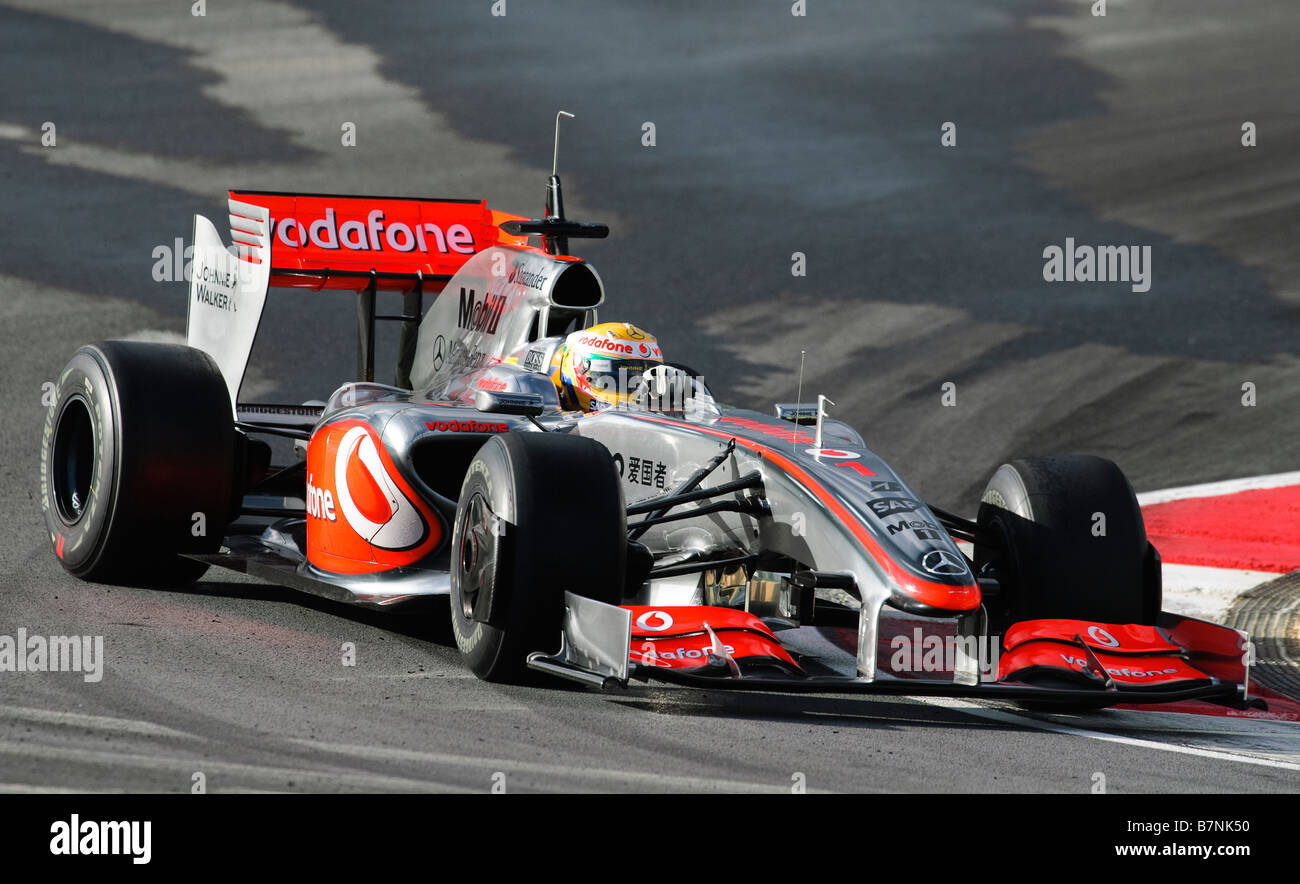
[475,390,545,417]
[774,403,820,425]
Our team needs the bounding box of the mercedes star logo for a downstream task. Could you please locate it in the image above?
[432,335,446,371]
[920,549,966,576]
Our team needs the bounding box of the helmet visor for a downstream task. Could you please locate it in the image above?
[578,357,662,398]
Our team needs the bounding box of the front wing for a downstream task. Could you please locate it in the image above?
[527,593,1259,710]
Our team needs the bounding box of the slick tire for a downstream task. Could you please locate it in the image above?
[41,341,236,585]
[449,431,626,683]
[974,455,1161,630]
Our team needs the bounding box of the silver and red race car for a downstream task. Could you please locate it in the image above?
[40,148,1258,710]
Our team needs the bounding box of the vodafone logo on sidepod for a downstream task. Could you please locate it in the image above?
[334,426,426,550]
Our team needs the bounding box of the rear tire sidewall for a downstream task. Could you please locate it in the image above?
[41,342,235,585]
[42,351,121,575]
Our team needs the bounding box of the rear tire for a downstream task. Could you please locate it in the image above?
[41,341,236,585]
[449,431,626,683]
[975,455,1160,631]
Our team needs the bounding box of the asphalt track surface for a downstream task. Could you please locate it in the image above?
[1,0,1298,793]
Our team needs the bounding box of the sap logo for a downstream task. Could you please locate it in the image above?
[868,497,919,517]
[458,288,507,335]
[306,473,336,521]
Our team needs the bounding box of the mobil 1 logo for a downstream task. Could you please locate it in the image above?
[886,518,942,541]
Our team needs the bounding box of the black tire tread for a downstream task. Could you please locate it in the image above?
[976,454,1154,627]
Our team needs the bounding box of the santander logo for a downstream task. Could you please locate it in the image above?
[333,426,426,550]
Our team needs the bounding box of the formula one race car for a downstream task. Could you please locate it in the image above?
[40,122,1258,710]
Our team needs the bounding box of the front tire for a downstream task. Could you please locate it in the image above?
[975,455,1160,630]
[41,341,236,585]
[449,431,626,683]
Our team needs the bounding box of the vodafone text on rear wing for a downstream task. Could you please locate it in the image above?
[233,190,527,292]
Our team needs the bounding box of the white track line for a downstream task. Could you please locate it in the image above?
[0,741,476,793]
[920,697,1300,772]
[0,783,123,794]
[0,704,198,740]
[288,738,802,792]
[1137,471,1300,506]
[1159,563,1281,622]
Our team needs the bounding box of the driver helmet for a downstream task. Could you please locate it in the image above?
[554,322,663,412]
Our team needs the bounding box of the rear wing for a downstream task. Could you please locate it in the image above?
[186,192,529,412]
[230,190,527,293]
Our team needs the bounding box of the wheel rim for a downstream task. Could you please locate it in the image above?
[456,492,498,620]
[51,395,95,525]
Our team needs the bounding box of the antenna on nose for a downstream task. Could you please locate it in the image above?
[544,111,575,252]
[552,110,573,178]
[499,110,609,256]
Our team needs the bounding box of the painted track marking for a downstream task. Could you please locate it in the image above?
[918,697,1300,772]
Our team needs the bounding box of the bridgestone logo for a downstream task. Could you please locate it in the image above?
[239,404,323,417]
